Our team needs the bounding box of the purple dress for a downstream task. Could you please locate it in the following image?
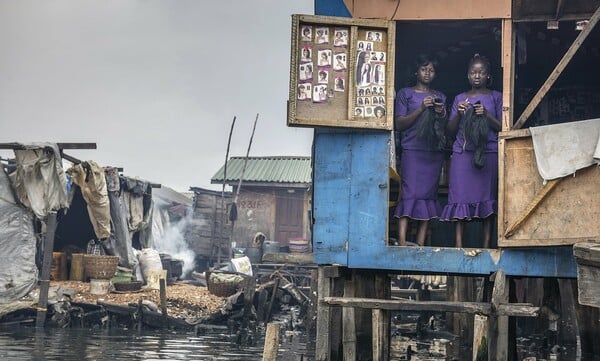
[394,87,446,220]
[440,90,502,221]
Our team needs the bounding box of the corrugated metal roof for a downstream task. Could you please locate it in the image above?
[211,156,311,185]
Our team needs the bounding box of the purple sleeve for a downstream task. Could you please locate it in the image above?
[493,91,503,119]
[394,88,409,117]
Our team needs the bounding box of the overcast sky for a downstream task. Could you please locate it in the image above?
[0,1,315,192]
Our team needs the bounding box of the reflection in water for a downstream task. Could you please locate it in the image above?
[0,327,312,361]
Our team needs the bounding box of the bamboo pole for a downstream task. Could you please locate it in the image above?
[217,116,236,266]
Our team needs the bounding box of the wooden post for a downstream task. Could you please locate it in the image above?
[263,322,280,361]
[472,314,489,361]
[159,278,168,320]
[343,271,356,361]
[372,309,387,361]
[374,272,390,361]
[35,211,57,328]
[513,4,600,129]
[488,269,509,361]
[316,266,332,361]
[501,18,515,131]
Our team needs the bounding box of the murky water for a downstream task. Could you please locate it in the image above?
[0,326,313,361]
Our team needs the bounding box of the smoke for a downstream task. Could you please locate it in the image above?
[151,200,196,278]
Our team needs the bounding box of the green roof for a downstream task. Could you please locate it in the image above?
[211,156,311,185]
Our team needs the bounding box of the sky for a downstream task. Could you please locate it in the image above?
[0,1,315,192]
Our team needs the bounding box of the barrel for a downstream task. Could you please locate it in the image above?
[263,241,280,254]
[244,247,263,264]
[51,252,67,281]
[69,253,85,281]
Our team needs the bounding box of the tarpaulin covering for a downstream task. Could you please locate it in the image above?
[68,161,111,239]
[13,143,68,219]
[529,118,600,181]
[0,167,38,304]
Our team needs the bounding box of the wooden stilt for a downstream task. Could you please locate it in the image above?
[472,314,488,361]
[316,266,333,361]
[263,322,280,361]
[488,269,509,361]
[342,271,356,361]
[372,309,388,361]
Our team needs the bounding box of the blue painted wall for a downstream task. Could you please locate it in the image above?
[314,0,351,17]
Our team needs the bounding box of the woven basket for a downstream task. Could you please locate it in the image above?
[84,255,119,280]
[113,281,143,292]
[206,271,246,297]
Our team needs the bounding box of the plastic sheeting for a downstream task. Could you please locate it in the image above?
[0,167,38,304]
[13,143,68,219]
[530,118,600,180]
[68,161,111,239]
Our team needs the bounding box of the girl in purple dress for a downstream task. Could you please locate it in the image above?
[394,55,447,246]
[441,54,502,248]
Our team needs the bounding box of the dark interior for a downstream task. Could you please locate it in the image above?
[390,19,600,247]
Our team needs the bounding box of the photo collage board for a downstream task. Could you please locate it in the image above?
[297,24,349,104]
[354,29,388,120]
[288,15,395,130]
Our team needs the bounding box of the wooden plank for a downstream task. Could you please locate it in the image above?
[472,314,489,361]
[316,267,332,361]
[573,242,600,267]
[372,309,387,361]
[500,135,600,247]
[503,179,562,238]
[263,323,280,361]
[513,4,600,129]
[313,130,352,266]
[261,252,313,264]
[0,142,97,150]
[343,274,356,361]
[346,0,511,20]
[36,212,57,328]
[501,19,515,131]
[322,297,538,317]
[498,128,531,140]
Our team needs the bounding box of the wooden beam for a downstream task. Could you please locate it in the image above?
[261,252,313,264]
[56,142,97,149]
[322,297,538,317]
[513,4,600,129]
[501,19,515,131]
[0,142,97,150]
[503,178,562,237]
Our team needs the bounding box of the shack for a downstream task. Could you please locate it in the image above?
[289,1,600,360]
[210,156,312,250]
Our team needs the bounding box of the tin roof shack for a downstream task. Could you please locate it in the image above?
[291,1,600,359]
[210,156,312,252]
[186,187,232,271]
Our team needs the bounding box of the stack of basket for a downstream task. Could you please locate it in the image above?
[288,238,310,253]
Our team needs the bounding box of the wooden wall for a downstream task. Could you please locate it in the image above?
[498,131,600,247]
[186,191,231,259]
[343,0,511,20]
